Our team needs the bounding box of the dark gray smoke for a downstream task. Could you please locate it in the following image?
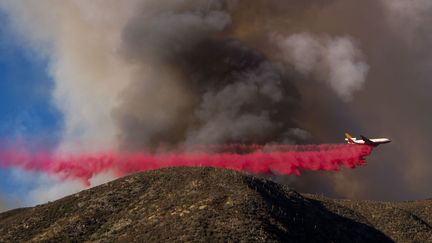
[113,1,305,150]
[114,38,303,149]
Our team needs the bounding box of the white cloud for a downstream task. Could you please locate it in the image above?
[0,0,140,152]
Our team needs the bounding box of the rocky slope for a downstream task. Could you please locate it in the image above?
[0,167,431,242]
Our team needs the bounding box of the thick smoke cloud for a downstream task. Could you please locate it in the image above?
[275,33,369,101]
[113,1,303,149]
[0,0,431,202]
[115,38,302,148]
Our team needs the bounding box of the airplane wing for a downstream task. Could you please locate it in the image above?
[360,135,374,144]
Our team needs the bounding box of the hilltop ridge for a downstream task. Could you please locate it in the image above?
[0,167,431,242]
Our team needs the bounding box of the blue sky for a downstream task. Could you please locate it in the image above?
[0,12,63,203]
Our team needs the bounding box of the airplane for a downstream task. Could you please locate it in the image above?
[345,133,391,146]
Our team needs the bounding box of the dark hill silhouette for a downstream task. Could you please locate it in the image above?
[0,167,431,242]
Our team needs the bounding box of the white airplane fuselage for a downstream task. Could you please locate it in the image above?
[344,133,391,146]
[345,137,391,145]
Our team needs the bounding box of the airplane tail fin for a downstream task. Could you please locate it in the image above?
[345,133,355,144]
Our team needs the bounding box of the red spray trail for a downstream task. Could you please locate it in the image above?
[0,144,374,186]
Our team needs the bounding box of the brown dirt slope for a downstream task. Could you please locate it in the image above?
[0,167,431,242]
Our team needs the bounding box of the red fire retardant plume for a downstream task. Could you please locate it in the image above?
[0,144,373,186]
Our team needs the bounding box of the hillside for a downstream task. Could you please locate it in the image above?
[0,167,431,242]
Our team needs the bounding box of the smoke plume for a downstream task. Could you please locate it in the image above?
[275,33,369,101]
[0,0,431,201]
